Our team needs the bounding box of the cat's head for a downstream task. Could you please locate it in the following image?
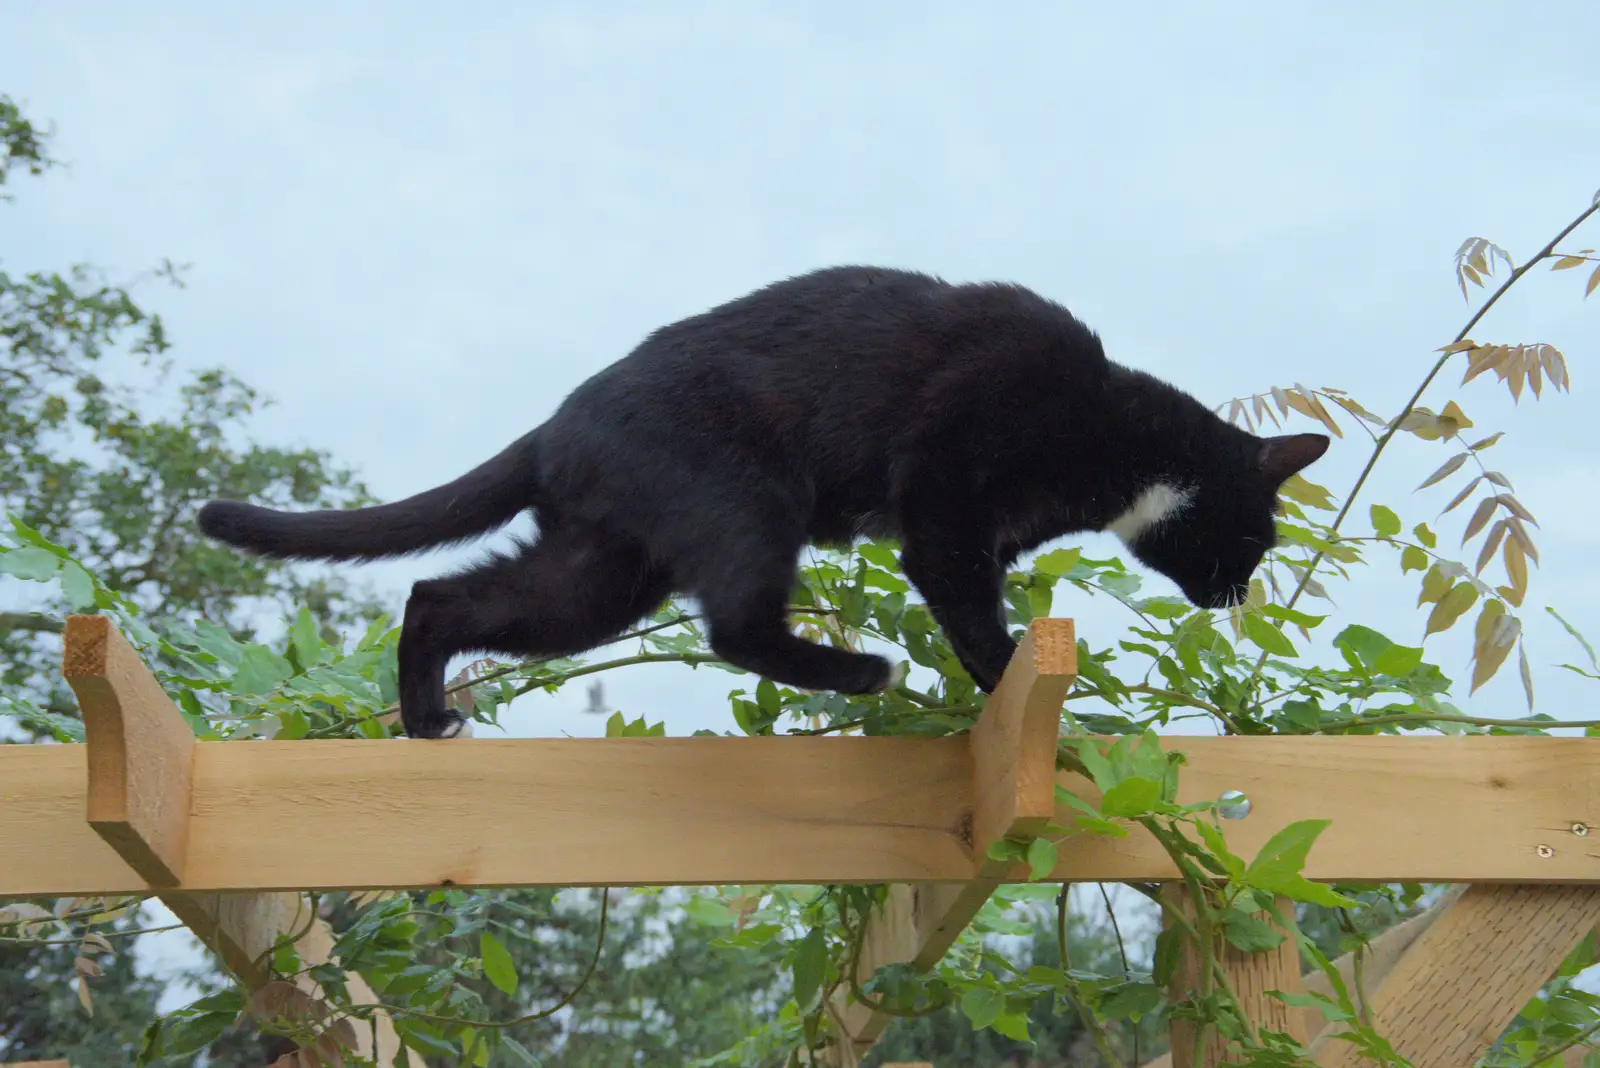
[1116,432,1330,609]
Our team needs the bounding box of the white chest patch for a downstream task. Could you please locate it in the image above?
[1104,483,1192,545]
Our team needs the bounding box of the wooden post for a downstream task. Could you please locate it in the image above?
[60,616,420,1067]
[827,618,1077,1063]
[1163,891,1306,1068]
[1140,887,1464,1068]
[1313,884,1600,1067]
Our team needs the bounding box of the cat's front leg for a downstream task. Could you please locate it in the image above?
[899,536,1017,693]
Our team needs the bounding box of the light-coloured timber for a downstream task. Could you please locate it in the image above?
[1165,892,1305,1068]
[57,618,419,1065]
[9,728,1600,895]
[4,1061,73,1067]
[1142,886,1464,1067]
[1314,884,1600,1068]
[828,620,1076,1063]
[63,614,194,886]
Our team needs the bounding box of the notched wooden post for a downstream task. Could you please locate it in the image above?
[828,617,1077,1063]
[63,614,195,887]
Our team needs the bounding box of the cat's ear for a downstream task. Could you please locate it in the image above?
[1257,433,1330,484]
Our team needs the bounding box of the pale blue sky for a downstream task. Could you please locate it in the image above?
[4,2,1600,742]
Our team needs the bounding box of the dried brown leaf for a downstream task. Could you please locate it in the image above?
[1469,431,1504,450]
[1228,397,1246,426]
[1460,347,1498,386]
[1418,451,1469,490]
[1284,388,1319,422]
[1506,517,1541,566]
[1271,385,1290,415]
[1441,475,1483,515]
[1462,496,1498,544]
[315,1031,348,1066]
[1425,582,1478,636]
[1519,641,1535,709]
[74,954,103,978]
[80,931,113,955]
[1588,263,1600,298]
[1462,263,1483,287]
[1552,255,1587,270]
[1437,339,1480,354]
[1504,536,1529,604]
[1528,353,1544,398]
[1482,471,1512,489]
[1507,362,1526,403]
[1496,494,1538,525]
[1469,248,1488,274]
[1474,519,1508,574]
[77,976,92,1015]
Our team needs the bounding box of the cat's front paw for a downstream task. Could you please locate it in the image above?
[403,704,469,739]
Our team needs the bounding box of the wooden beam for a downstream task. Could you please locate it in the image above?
[63,615,194,887]
[1164,892,1305,1068]
[828,619,1077,1062]
[1313,885,1600,1068]
[4,1061,73,1067]
[9,729,1600,896]
[57,616,418,1066]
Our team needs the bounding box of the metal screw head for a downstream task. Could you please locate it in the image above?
[1538,844,1556,859]
[1218,790,1251,820]
[1573,823,1590,838]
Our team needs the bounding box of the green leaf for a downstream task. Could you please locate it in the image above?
[684,895,734,927]
[231,645,294,696]
[398,1022,459,1058]
[1194,820,1246,881]
[1033,547,1082,577]
[604,711,625,737]
[1153,926,1183,985]
[480,932,517,996]
[1272,989,1351,1023]
[1223,910,1286,952]
[1100,981,1163,1021]
[857,542,900,571]
[991,1010,1030,1041]
[1414,522,1437,549]
[1246,819,1330,881]
[1100,776,1161,819]
[1401,545,1428,573]
[755,678,780,715]
[960,986,1003,1030]
[0,546,59,580]
[792,927,826,1010]
[59,562,96,610]
[1370,505,1402,537]
[1075,816,1130,839]
[159,1010,240,1056]
[1242,614,1297,657]
[1374,644,1424,676]
[290,606,327,669]
[502,1035,543,1065]
[1026,837,1058,881]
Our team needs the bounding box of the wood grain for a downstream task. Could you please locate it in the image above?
[12,733,1600,894]
[1314,885,1600,1068]
[1165,892,1305,1068]
[63,614,194,886]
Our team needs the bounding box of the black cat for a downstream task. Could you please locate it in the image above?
[198,267,1328,738]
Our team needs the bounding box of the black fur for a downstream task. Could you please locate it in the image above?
[198,267,1328,738]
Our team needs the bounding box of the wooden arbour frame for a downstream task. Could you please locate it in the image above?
[2,614,1598,1067]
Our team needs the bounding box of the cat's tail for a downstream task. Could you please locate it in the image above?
[197,432,542,562]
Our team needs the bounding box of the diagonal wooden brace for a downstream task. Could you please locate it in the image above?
[828,618,1077,1062]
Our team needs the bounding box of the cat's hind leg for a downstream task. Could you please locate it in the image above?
[397,524,669,738]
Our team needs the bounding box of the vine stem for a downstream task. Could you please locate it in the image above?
[334,888,610,1031]
[1249,197,1600,684]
